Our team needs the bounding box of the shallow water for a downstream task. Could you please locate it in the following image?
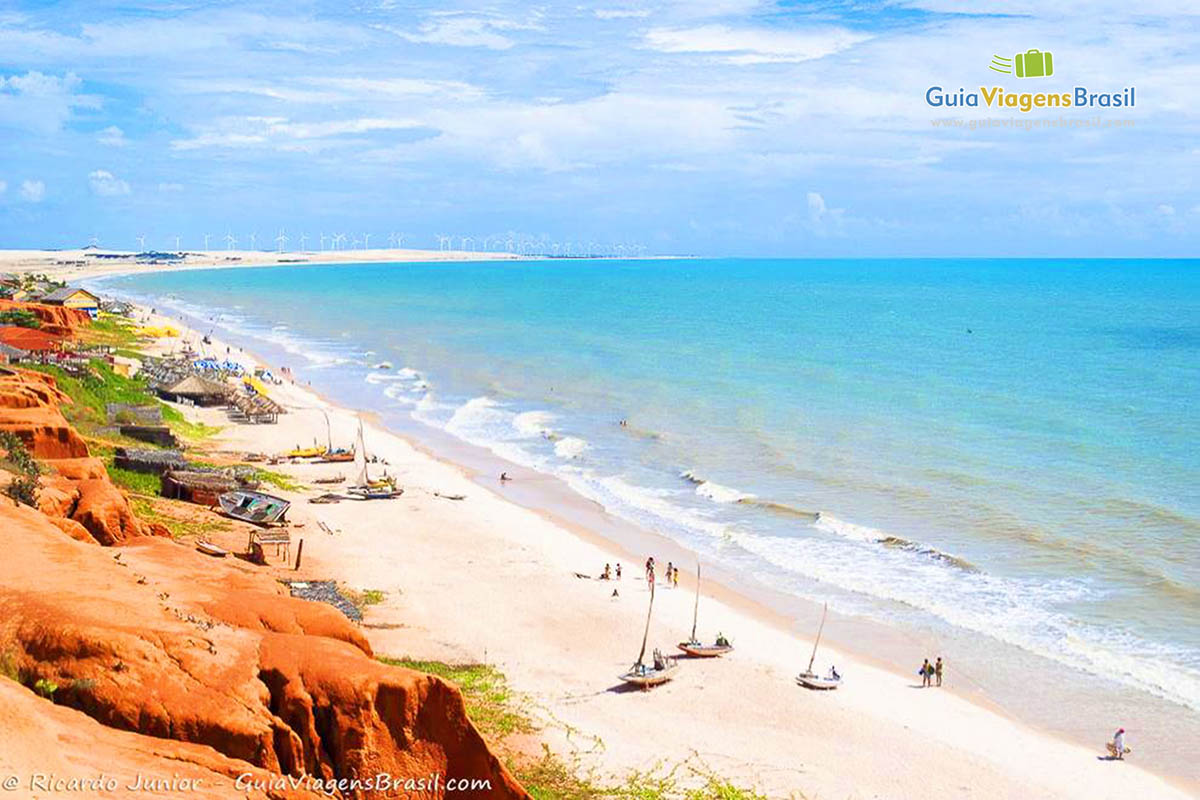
[104,257,1200,728]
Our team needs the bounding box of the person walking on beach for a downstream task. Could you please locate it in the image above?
[666,562,674,586]
[935,656,943,687]
[616,563,622,580]
[920,658,933,687]
[645,557,655,589]
[672,565,679,588]
[1107,728,1128,760]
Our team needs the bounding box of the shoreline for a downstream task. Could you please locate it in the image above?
[6,250,1195,796]
[98,302,1195,796]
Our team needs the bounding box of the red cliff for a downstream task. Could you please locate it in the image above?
[0,502,527,799]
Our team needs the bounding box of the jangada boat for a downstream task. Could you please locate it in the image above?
[347,419,403,500]
[195,540,228,557]
[677,561,734,657]
[795,602,841,690]
[619,581,679,688]
[286,445,326,459]
[218,490,291,526]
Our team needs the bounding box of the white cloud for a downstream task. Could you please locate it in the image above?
[170,115,429,151]
[595,8,652,19]
[644,24,869,64]
[1156,204,1176,216]
[806,192,846,234]
[20,180,45,202]
[387,12,543,51]
[158,182,184,193]
[0,70,99,133]
[88,169,130,196]
[97,125,127,146]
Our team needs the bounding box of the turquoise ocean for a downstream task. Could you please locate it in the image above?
[103,258,1200,740]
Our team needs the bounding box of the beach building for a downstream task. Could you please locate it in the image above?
[0,342,29,364]
[39,287,100,318]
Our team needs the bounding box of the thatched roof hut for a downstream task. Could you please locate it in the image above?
[161,470,239,506]
[113,447,187,475]
[163,375,230,406]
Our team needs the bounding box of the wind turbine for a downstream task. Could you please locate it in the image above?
[174,234,181,251]
[299,232,308,251]
[248,231,257,251]
[275,229,288,253]
[203,233,212,250]
[136,234,146,251]
[225,231,237,251]
[388,232,397,248]
[363,233,371,250]
[396,232,405,248]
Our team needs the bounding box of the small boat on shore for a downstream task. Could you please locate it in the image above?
[286,445,326,459]
[218,489,291,526]
[795,603,841,690]
[347,419,403,499]
[677,562,734,658]
[195,540,228,557]
[619,581,678,688]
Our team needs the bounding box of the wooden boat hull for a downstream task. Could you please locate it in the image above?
[348,487,403,500]
[319,453,355,463]
[218,490,291,526]
[795,672,840,690]
[677,642,733,657]
[195,541,228,557]
[619,663,679,687]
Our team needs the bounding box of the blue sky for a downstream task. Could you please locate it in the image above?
[0,0,1197,256]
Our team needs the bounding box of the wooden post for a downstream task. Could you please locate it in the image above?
[294,539,303,570]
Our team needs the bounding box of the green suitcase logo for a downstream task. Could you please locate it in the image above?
[989,49,1054,78]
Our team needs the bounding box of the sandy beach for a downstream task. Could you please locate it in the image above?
[24,253,1178,800]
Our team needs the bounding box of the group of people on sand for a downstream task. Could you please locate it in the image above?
[642,557,680,588]
[600,563,622,581]
[918,657,944,687]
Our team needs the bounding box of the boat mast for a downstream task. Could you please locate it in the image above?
[636,580,655,667]
[354,419,370,486]
[690,562,701,642]
[806,603,828,675]
[321,409,333,453]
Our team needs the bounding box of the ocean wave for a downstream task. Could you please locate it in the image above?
[554,436,589,460]
[513,410,556,439]
[816,513,975,570]
[680,469,757,503]
[365,371,406,384]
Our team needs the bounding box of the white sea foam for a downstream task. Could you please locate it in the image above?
[513,410,556,438]
[694,480,755,503]
[813,513,888,543]
[365,371,405,384]
[554,436,589,460]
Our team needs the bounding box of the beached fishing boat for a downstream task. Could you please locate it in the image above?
[347,419,403,499]
[619,581,678,688]
[195,540,228,557]
[286,445,326,459]
[319,449,355,463]
[795,603,841,690]
[218,489,291,526]
[677,562,734,657]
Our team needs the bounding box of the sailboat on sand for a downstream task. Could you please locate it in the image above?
[347,419,402,500]
[619,580,678,688]
[795,602,841,690]
[677,562,733,657]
